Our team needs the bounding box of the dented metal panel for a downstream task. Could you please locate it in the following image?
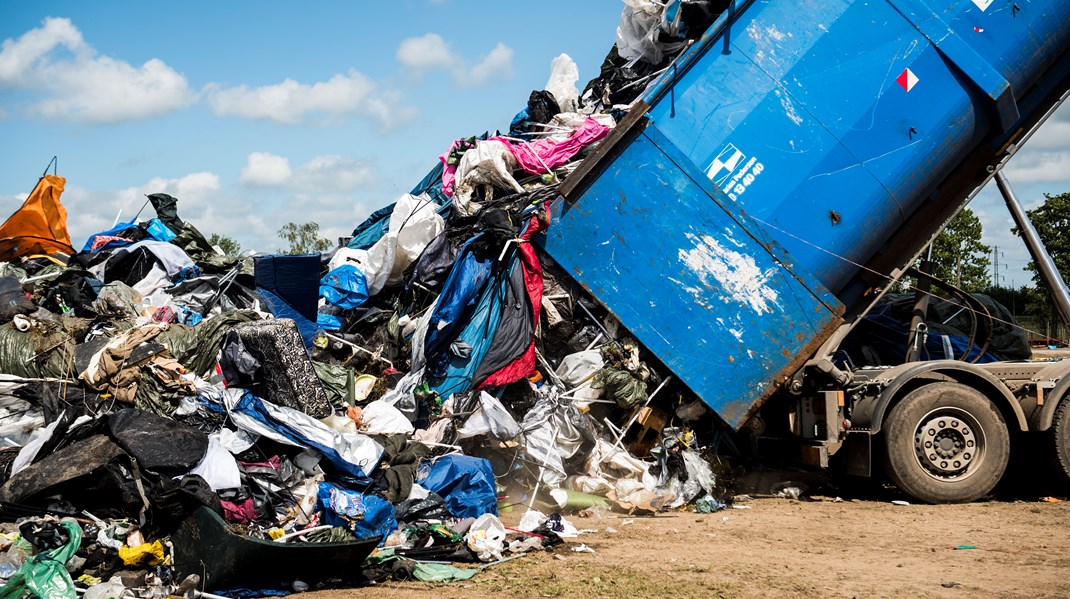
[542,125,843,429]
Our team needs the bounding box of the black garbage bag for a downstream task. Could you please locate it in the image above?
[0,435,137,512]
[527,90,560,124]
[219,330,261,388]
[0,276,34,321]
[147,193,184,235]
[108,409,209,474]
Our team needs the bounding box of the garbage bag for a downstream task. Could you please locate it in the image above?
[0,277,34,322]
[118,540,165,566]
[417,455,498,519]
[185,433,241,491]
[360,194,445,296]
[465,513,506,562]
[544,53,580,113]
[320,264,368,310]
[456,391,521,441]
[0,518,82,599]
[360,401,414,435]
[91,281,143,318]
[453,141,524,216]
[317,482,397,542]
[592,367,648,408]
[108,409,209,475]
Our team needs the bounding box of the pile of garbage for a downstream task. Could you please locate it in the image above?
[0,1,738,596]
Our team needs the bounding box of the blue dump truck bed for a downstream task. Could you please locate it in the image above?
[540,0,1070,428]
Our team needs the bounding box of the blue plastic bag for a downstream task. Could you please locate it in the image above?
[320,265,369,310]
[316,483,396,543]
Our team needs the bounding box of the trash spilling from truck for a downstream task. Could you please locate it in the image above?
[2,0,1070,596]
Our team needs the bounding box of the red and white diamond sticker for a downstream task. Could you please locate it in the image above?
[972,0,993,11]
[896,67,919,92]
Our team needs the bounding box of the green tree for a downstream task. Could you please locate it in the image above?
[208,233,242,257]
[930,208,991,292]
[277,221,333,254]
[1013,192,1070,340]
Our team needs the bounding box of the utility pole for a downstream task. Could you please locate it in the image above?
[992,246,1000,288]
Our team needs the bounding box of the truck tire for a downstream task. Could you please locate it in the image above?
[1046,398,1070,489]
[883,382,1009,503]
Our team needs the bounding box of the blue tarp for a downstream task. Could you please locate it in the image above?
[230,390,378,485]
[430,258,515,399]
[317,482,396,543]
[82,219,138,252]
[424,234,494,370]
[254,254,321,349]
[416,454,497,519]
[320,264,368,310]
[145,218,177,242]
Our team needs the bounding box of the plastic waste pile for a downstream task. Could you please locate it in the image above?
[0,1,738,596]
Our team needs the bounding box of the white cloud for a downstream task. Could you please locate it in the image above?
[205,70,414,130]
[241,152,293,187]
[396,33,513,86]
[0,17,195,122]
[291,155,375,193]
[467,43,514,85]
[396,34,457,71]
[52,171,380,255]
[240,152,374,193]
[1004,151,1070,184]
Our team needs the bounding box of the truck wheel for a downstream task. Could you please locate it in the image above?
[883,382,1009,503]
[1046,399,1070,489]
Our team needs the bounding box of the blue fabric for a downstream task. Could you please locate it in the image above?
[176,306,203,326]
[255,254,321,349]
[81,219,138,252]
[316,482,396,544]
[417,455,498,519]
[257,288,321,350]
[320,264,368,310]
[423,234,494,368]
[509,107,530,136]
[144,218,177,242]
[430,258,514,399]
[317,312,342,331]
[234,391,375,484]
[347,203,395,250]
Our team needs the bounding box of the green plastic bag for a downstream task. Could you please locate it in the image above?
[0,519,83,599]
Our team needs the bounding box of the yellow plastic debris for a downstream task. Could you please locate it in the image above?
[118,540,166,566]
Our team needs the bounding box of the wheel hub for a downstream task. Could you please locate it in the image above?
[914,414,980,478]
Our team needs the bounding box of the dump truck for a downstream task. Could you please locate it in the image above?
[540,0,1070,503]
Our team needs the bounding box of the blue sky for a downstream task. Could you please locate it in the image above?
[1,1,1068,287]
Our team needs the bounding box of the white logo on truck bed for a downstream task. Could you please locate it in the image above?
[706,143,764,201]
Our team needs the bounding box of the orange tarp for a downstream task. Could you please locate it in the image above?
[0,174,74,262]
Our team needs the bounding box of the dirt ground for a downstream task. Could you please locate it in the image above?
[308,490,1070,599]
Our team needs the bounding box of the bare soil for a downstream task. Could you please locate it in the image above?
[308,492,1070,599]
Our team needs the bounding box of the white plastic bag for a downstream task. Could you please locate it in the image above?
[453,141,524,216]
[544,53,580,113]
[186,433,241,491]
[517,509,548,533]
[466,513,507,562]
[84,576,130,599]
[358,194,445,296]
[360,400,415,435]
[456,391,521,441]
